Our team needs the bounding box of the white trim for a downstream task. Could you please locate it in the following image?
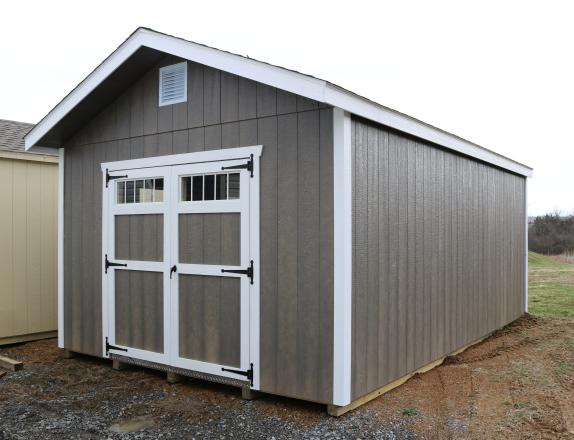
[524,179,528,313]
[249,152,261,390]
[159,61,188,107]
[25,28,532,177]
[332,108,352,406]
[26,146,60,156]
[100,146,261,386]
[57,148,64,348]
[101,146,263,173]
[101,160,108,356]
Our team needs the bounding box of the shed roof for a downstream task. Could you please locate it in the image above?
[24,27,532,177]
[0,119,35,153]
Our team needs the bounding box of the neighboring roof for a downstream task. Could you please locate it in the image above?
[0,119,35,153]
[24,27,532,177]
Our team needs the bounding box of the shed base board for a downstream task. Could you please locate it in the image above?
[0,331,57,346]
[109,353,249,389]
[327,335,487,417]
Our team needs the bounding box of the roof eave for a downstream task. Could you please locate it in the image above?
[24,27,533,178]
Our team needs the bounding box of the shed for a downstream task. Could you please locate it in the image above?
[0,119,58,345]
[24,28,532,415]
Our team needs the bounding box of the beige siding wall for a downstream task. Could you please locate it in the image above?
[0,156,58,343]
[351,118,526,400]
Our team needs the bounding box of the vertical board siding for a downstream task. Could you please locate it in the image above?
[63,56,334,404]
[0,158,58,341]
[351,118,526,400]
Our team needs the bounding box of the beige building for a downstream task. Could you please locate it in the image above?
[0,119,58,345]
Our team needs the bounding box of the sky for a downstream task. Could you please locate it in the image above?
[1,0,571,216]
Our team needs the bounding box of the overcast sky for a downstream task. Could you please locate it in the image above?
[1,0,571,215]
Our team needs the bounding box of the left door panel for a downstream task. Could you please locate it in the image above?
[103,167,172,365]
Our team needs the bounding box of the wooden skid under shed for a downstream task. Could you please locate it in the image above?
[327,335,486,416]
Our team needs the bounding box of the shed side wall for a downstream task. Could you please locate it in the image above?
[0,157,58,342]
[351,117,526,400]
[63,56,334,404]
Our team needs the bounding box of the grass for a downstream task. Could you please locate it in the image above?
[402,407,418,416]
[528,252,574,317]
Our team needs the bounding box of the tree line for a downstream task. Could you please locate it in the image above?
[529,213,574,255]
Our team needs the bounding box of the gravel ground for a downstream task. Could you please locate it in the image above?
[1,315,573,439]
[0,342,417,439]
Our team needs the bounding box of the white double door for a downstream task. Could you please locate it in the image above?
[103,157,255,384]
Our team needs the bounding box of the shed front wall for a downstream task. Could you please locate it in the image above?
[0,156,58,343]
[351,117,526,400]
[62,56,334,404]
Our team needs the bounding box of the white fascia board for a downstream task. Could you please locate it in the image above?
[25,32,146,150]
[25,28,532,178]
[324,84,533,178]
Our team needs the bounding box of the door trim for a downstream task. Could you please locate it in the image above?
[102,145,262,173]
[100,145,262,390]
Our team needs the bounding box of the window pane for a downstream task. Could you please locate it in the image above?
[143,179,153,202]
[154,178,164,202]
[126,180,135,203]
[181,176,191,201]
[204,175,215,200]
[117,181,126,204]
[135,180,144,203]
[216,174,227,200]
[192,175,203,201]
[228,173,240,199]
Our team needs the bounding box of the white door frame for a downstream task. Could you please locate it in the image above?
[101,145,262,389]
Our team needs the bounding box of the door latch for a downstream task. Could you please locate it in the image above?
[104,254,127,274]
[170,265,177,279]
[221,154,254,178]
[221,260,254,284]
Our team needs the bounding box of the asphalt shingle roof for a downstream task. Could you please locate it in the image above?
[0,119,35,153]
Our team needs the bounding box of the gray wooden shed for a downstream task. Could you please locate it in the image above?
[24,28,532,415]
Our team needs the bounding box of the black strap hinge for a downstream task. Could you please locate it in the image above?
[221,154,254,178]
[105,254,127,274]
[106,168,128,188]
[105,337,128,356]
[221,260,254,284]
[221,363,253,386]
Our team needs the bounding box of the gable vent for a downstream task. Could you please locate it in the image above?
[159,62,187,106]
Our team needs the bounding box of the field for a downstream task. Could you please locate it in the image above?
[0,253,572,439]
[529,251,574,317]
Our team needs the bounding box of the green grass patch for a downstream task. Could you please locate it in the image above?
[557,362,573,376]
[402,407,418,416]
[529,252,574,317]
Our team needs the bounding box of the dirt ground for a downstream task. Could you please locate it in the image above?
[1,314,573,439]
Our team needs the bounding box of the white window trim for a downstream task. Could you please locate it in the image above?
[332,108,352,406]
[158,61,188,107]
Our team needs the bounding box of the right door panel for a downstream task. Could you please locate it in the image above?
[169,159,251,381]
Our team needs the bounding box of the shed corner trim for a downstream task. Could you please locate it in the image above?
[332,107,352,406]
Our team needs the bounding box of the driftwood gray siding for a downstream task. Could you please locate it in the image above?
[351,117,526,400]
[63,56,334,404]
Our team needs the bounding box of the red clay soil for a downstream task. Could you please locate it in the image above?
[366,314,574,439]
[0,314,573,439]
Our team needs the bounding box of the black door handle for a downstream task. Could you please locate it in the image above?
[170,265,177,278]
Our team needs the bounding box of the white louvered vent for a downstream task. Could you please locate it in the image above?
[159,62,187,106]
